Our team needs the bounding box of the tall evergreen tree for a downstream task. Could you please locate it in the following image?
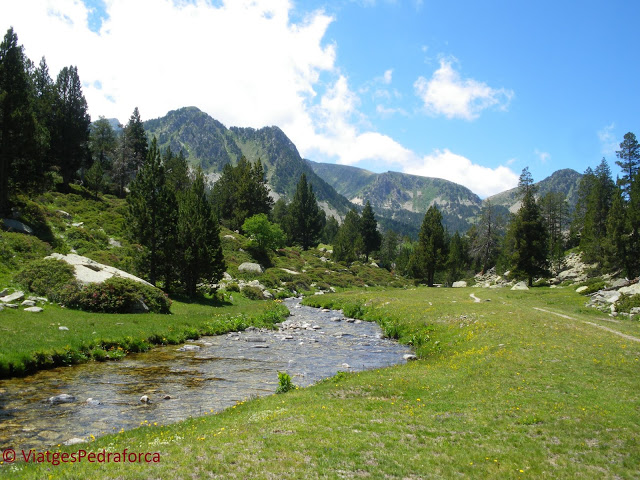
[89,117,117,169]
[0,28,42,213]
[378,229,399,271]
[579,158,614,262]
[539,191,569,275]
[446,231,467,285]
[510,168,549,286]
[211,156,273,231]
[615,132,640,197]
[164,148,191,193]
[126,137,177,286]
[123,107,148,174]
[287,173,322,250]
[417,205,445,287]
[51,65,91,188]
[321,215,339,245]
[333,209,363,263]
[360,201,382,261]
[605,186,629,275]
[470,200,503,273]
[177,168,225,297]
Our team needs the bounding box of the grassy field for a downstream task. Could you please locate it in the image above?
[0,297,288,378]
[4,286,639,479]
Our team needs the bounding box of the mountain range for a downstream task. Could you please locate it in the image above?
[142,106,583,236]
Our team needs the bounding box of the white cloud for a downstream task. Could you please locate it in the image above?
[1,0,336,129]
[414,58,513,120]
[0,1,518,197]
[402,149,519,197]
[598,123,618,157]
[535,149,550,164]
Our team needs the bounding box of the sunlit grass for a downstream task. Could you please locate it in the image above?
[7,286,640,479]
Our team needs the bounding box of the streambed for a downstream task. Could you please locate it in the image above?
[0,298,412,451]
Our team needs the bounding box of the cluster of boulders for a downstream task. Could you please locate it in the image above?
[0,289,47,313]
[584,279,640,317]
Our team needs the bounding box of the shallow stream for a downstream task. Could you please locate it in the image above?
[0,298,411,451]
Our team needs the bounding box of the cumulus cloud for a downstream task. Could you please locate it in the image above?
[1,0,335,129]
[535,149,550,164]
[598,123,618,157]
[414,58,514,120]
[402,149,519,198]
[0,1,518,197]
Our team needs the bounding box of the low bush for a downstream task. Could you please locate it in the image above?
[617,294,640,314]
[63,277,171,314]
[14,258,77,302]
[241,285,265,300]
[579,278,606,295]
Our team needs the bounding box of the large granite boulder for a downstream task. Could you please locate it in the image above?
[46,253,153,286]
[2,218,33,234]
[238,262,264,274]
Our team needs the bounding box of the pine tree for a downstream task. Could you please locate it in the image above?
[0,28,42,213]
[211,156,273,231]
[51,65,91,188]
[470,200,503,273]
[89,117,117,169]
[333,209,363,263]
[604,186,628,275]
[321,215,339,245]
[539,191,569,275]
[510,168,549,286]
[126,137,177,286]
[579,159,614,262]
[360,201,382,261]
[177,168,225,297]
[446,231,467,285]
[615,132,640,198]
[378,229,399,271]
[124,107,148,174]
[287,173,323,250]
[84,160,104,199]
[164,148,191,193]
[418,205,445,287]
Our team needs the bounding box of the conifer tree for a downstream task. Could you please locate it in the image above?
[0,28,43,213]
[177,168,225,297]
[124,107,148,174]
[378,229,399,271]
[509,168,549,286]
[615,132,640,197]
[417,205,445,287]
[287,173,322,250]
[126,137,177,286]
[51,65,91,188]
[605,186,628,275]
[333,209,363,263]
[360,201,382,261]
[470,200,503,273]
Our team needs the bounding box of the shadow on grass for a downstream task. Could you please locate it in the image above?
[170,293,232,307]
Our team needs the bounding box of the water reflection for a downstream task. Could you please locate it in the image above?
[0,298,411,450]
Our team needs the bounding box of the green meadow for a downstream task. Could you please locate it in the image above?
[5,286,640,479]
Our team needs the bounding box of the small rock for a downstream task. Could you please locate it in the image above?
[56,210,72,220]
[630,307,640,315]
[452,281,467,288]
[4,303,18,309]
[238,262,264,274]
[245,337,266,343]
[163,395,172,400]
[58,326,69,330]
[403,354,418,361]
[341,363,351,369]
[177,345,200,352]
[48,394,76,404]
[252,344,270,348]
[86,398,102,406]
[0,291,25,303]
[64,438,85,446]
[108,237,122,248]
[140,395,151,404]
[71,222,84,227]
[0,288,8,297]
[25,307,44,313]
[312,325,321,330]
[511,281,529,291]
[330,317,341,322]
[2,218,33,234]
[21,300,36,307]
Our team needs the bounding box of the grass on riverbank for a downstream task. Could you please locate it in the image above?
[6,286,640,479]
[0,297,288,378]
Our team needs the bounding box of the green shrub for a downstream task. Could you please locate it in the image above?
[241,285,265,300]
[579,279,606,295]
[14,258,77,302]
[275,371,296,394]
[63,277,171,314]
[225,283,240,292]
[617,294,640,314]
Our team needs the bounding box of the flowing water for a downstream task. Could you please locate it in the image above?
[0,298,411,451]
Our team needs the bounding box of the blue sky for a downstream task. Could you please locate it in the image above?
[2,0,638,197]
